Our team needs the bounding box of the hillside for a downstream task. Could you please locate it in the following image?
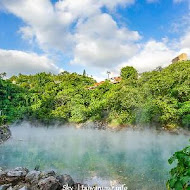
[0,61,189,129]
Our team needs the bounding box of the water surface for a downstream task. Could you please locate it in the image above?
[0,122,189,190]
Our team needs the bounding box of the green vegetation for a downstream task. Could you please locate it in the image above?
[0,61,190,128]
[167,141,190,190]
[121,66,138,80]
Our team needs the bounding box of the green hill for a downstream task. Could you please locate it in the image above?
[0,61,189,129]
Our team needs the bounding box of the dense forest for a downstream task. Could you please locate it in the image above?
[0,61,190,129]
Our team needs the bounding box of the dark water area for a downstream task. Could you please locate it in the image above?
[0,122,189,190]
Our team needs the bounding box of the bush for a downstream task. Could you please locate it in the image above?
[167,141,190,190]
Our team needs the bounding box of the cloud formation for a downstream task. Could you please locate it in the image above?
[1,0,139,70]
[0,0,190,79]
[118,40,176,73]
[72,13,141,68]
[0,49,60,77]
[180,30,190,48]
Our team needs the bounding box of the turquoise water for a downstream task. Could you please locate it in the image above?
[0,123,189,190]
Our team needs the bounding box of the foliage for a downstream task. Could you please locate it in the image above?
[120,66,138,80]
[0,61,190,127]
[0,77,29,125]
[167,142,190,190]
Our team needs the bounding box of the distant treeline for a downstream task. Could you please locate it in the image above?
[0,61,190,129]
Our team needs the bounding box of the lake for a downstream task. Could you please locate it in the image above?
[0,122,189,190]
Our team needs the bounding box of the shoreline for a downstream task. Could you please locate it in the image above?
[1,120,189,145]
[10,120,190,136]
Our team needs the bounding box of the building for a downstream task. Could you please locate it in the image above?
[88,77,122,90]
[110,77,122,84]
[172,53,188,64]
[87,81,105,90]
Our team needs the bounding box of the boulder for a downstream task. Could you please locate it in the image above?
[41,171,56,179]
[25,171,41,184]
[11,184,29,190]
[38,176,60,190]
[0,125,11,144]
[7,168,28,178]
[0,170,7,185]
[5,187,13,190]
[0,168,28,185]
[0,168,81,190]
[56,174,74,187]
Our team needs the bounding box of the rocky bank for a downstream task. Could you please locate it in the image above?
[0,125,11,144]
[0,167,84,190]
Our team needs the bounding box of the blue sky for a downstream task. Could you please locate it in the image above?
[0,0,189,80]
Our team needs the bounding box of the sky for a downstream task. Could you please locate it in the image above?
[0,0,190,81]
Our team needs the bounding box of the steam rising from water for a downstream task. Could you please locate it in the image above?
[0,122,189,190]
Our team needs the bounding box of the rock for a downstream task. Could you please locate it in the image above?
[41,171,56,179]
[6,187,13,190]
[0,167,83,190]
[0,167,28,185]
[25,171,41,184]
[38,176,60,190]
[0,125,11,144]
[56,174,74,187]
[0,170,7,185]
[7,168,28,178]
[11,184,29,190]
[0,169,6,176]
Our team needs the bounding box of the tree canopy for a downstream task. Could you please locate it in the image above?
[0,61,190,128]
[120,66,138,80]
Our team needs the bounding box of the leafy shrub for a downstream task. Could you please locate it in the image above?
[167,141,190,190]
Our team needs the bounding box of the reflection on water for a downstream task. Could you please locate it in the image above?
[0,122,189,190]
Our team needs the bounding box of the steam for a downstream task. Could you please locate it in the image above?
[0,122,189,190]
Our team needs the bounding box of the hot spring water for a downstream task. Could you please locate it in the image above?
[0,122,189,190]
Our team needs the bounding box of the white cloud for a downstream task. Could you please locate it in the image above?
[1,0,135,52]
[179,29,190,58]
[1,0,190,79]
[72,13,141,68]
[118,40,177,73]
[116,35,190,75]
[1,0,139,70]
[180,29,190,48]
[55,0,135,17]
[1,0,74,52]
[0,49,60,77]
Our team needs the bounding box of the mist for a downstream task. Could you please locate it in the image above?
[0,122,189,190]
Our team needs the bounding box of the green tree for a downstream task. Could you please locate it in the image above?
[0,60,190,128]
[120,66,138,80]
